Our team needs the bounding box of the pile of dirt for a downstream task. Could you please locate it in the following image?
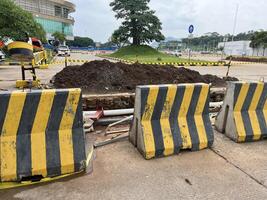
[53,60,238,93]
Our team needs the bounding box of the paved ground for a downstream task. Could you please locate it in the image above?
[1,52,267,199]
[0,52,101,91]
[193,64,267,81]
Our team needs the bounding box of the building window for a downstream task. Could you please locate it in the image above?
[63,8,69,19]
[35,17,73,37]
[55,5,62,17]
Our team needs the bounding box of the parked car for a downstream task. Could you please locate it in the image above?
[0,50,5,62]
[57,45,71,56]
[174,50,182,57]
[169,50,182,57]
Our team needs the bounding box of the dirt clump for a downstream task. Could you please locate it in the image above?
[53,60,238,93]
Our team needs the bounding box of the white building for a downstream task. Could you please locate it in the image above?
[218,41,252,56]
[14,0,75,40]
[218,40,267,57]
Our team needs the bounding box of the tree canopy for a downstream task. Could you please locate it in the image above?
[110,0,165,45]
[52,31,66,44]
[180,31,256,51]
[0,0,46,42]
[250,31,267,56]
[66,36,95,47]
[250,31,267,49]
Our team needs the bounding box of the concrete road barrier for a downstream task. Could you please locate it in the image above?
[0,88,86,182]
[215,81,267,142]
[130,83,214,159]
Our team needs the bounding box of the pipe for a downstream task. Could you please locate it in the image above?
[107,115,133,128]
[105,116,133,135]
[85,101,222,118]
[210,101,223,107]
[95,116,133,126]
[84,108,134,117]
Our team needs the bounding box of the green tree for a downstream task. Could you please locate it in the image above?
[52,31,66,44]
[111,29,130,47]
[250,31,267,56]
[66,36,95,47]
[0,0,46,42]
[110,0,165,45]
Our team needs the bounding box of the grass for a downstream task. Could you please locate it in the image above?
[105,45,210,63]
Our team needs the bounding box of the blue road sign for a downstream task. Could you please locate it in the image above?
[189,25,194,34]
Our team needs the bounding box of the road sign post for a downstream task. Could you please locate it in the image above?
[188,25,194,63]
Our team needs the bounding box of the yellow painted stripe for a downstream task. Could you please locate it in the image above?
[59,89,80,174]
[0,170,83,190]
[178,85,194,149]
[248,83,264,140]
[160,85,176,156]
[86,146,94,167]
[194,85,209,149]
[141,87,159,159]
[233,83,249,142]
[8,41,33,51]
[1,92,26,181]
[31,90,56,177]
[263,96,267,127]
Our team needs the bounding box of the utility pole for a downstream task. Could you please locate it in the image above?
[232,4,239,42]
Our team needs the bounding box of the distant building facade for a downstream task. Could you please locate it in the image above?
[159,40,182,51]
[14,0,75,40]
[218,41,252,56]
[218,40,267,57]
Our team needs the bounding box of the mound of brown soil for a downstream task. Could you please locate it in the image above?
[53,60,238,93]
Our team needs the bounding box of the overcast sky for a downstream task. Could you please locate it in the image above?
[71,0,267,42]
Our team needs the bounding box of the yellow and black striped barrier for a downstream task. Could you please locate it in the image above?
[104,56,227,66]
[33,50,49,69]
[215,81,267,142]
[0,146,94,190]
[230,61,267,65]
[49,58,92,65]
[130,83,214,159]
[140,62,228,66]
[67,59,91,63]
[6,41,49,69]
[0,88,86,182]
[49,60,65,65]
[7,41,33,62]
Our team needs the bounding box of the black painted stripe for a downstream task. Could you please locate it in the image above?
[0,93,11,135]
[241,83,257,141]
[46,90,68,177]
[140,87,150,118]
[186,86,201,151]
[256,84,267,137]
[9,48,33,59]
[151,86,168,157]
[169,86,185,154]
[72,93,86,172]
[202,88,214,147]
[16,92,41,180]
[233,83,242,108]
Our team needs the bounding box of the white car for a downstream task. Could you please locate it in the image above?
[57,46,70,56]
[0,50,5,61]
[169,50,182,57]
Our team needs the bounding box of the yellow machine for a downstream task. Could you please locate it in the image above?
[6,40,48,88]
[7,41,33,61]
